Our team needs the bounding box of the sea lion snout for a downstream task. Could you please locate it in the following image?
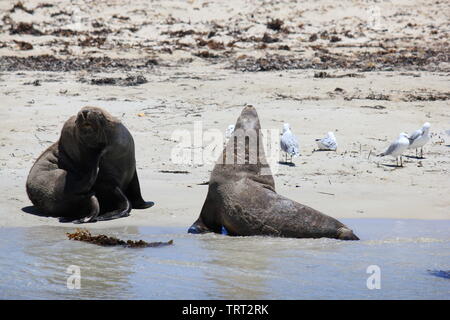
[75,107,110,147]
[240,104,257,118]
[80,109,89,120]
[76,107,105,125]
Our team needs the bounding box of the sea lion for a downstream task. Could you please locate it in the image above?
[188,105,358,240]
[26,106,153,223]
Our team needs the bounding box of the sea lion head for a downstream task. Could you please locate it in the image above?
[75,106,115,149]
[235,105,261,132]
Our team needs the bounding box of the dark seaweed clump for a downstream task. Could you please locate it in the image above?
[67,229,173,248]
[232,46,450,72]
[79,75,148,86]
[233,54,309,72]
[0,55,158,72]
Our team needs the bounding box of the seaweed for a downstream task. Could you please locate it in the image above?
[0,55,158,72]
[66,229,173,248]
[83,75,148,86]
[267,19,284,31]
[79,36,106,47]
[10,2,34,14]
[9,22,43,36]
[233,54,308,72]
[261,33,279,43]
[314,71,364,78]
[13,40,33,50]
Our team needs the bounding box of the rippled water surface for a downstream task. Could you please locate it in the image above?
[0,219,449,299]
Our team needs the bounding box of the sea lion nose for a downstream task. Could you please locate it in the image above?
[81,110,89,119]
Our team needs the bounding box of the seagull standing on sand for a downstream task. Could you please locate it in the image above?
[225,124,235,140]
[378,132,410,167]
[408,122,431,158]
[316,132,338,151]
[280,123,300,163]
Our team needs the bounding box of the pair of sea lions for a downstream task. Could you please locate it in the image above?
[26,105,358,240]
[26,106,153,223]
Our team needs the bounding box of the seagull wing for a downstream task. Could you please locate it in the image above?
[281,132,299,155]
[408,129,422,142]
[321,136,337,150]
[381,140,400,156]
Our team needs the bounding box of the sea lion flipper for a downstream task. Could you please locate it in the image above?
[95,187,131,221]
[71,195,100,224]
[125,170,154,209]
[188,217,213,234]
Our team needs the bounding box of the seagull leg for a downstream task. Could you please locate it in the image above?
[420,148,423,158]
[400,156,403,167]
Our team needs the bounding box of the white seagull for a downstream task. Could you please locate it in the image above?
[407,122,431,158]
[280,123,300,163]
[315,132,337,151]
[225,124,235,141]
[378,132,410,167]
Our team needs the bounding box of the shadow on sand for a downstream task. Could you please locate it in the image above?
[21,205,48,217]
[404,155,425,160]
[381,163,404,168]
[278,161,296,167]
[21,206,80,223]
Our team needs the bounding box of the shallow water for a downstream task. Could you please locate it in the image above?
[0,219,449,299]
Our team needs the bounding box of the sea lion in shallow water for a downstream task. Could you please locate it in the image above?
[188,105,358,240]
[26,106,154,223]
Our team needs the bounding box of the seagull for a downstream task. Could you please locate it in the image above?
[408,122,431,158]
[315,132,337,151]
[225,124,235,140]
[378,132,410,167]
[280,123,300,163]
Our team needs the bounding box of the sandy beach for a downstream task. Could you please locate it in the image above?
[0,0,449,228]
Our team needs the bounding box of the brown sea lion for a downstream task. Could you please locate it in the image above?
[188,105,358,240]
[26,106,153,223]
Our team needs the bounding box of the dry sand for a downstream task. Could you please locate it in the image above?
[0,0,449,229]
